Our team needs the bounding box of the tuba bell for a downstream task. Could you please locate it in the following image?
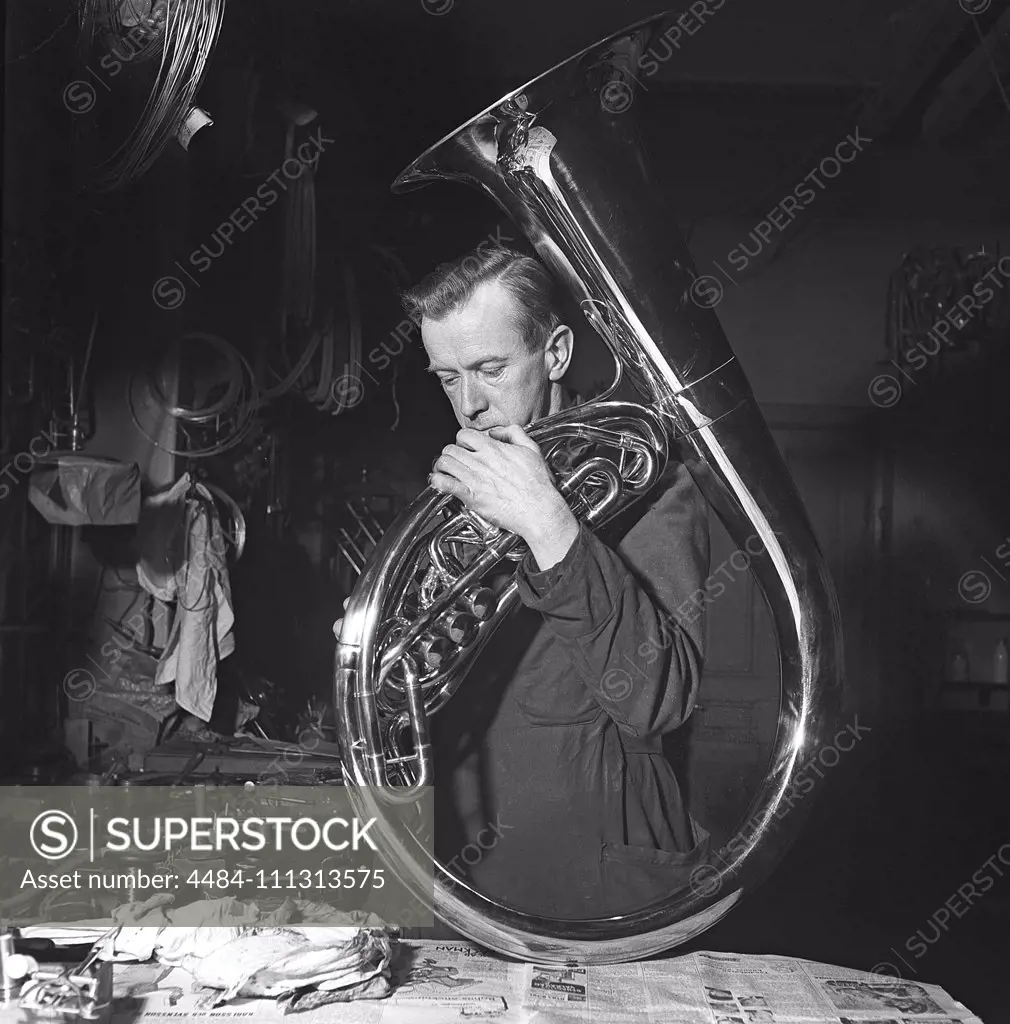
[335,12,844,963]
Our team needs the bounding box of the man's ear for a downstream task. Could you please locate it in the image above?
[545,324,574,382]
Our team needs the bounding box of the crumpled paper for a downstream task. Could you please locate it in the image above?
[107,894,388,936]
[193,927,393,1007]
[96,901,394,1009]
[284,970,392,1012]
[100,899,250,964]
[108,894,260,942]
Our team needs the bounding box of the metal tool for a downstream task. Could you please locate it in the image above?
[18,926,119,1021]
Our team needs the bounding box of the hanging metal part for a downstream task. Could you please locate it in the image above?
[80,0,227,190]
[128,333,260,459]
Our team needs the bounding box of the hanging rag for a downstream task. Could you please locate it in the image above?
[135,473,235,722]
[28,455,141,526]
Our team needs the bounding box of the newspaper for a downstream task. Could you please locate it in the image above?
[0,939,983,1024]
[524,950,983,1024]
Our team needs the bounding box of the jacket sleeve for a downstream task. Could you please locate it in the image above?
[515,461,709,740]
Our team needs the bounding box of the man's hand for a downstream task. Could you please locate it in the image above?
[332,597,349,639]
[430,426,579,570]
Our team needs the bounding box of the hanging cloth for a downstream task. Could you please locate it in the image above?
[135,473,235,721]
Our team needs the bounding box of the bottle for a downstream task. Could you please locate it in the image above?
[994,638,1009,685]
[0,929,17,1002]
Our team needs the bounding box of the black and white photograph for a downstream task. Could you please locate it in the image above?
[1,0,1008,1021]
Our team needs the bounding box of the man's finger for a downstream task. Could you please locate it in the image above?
[455,428,489,451]
[429,472,471,504]
[488,424,538,450]
[434,449,476,479]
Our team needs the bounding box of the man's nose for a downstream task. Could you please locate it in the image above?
[457,376,488,422]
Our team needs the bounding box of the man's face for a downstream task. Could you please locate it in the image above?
[422,280,553,431]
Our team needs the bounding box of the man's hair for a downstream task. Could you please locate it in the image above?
[401,243,562,352]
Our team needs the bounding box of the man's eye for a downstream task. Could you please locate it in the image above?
[439,376,458,389]
[482,366,505,380]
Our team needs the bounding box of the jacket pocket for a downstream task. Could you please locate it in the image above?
[598,837,710,914]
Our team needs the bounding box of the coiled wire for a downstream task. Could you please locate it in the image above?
[128,331,260,458]
[80,0,227,190]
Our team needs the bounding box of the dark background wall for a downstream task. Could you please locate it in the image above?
[4,0,1008,756]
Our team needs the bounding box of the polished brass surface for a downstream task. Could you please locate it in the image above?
[334,12,844,963]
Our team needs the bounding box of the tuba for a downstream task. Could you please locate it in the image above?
[335,13,844,963]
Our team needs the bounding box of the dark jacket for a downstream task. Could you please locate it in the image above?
[431,458,711,919]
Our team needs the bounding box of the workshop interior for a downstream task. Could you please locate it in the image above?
[2,0,1009,1020]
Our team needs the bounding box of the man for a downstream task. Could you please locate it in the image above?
[402,242,710,920]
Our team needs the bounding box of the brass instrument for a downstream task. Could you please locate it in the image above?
[335,13,844,963]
